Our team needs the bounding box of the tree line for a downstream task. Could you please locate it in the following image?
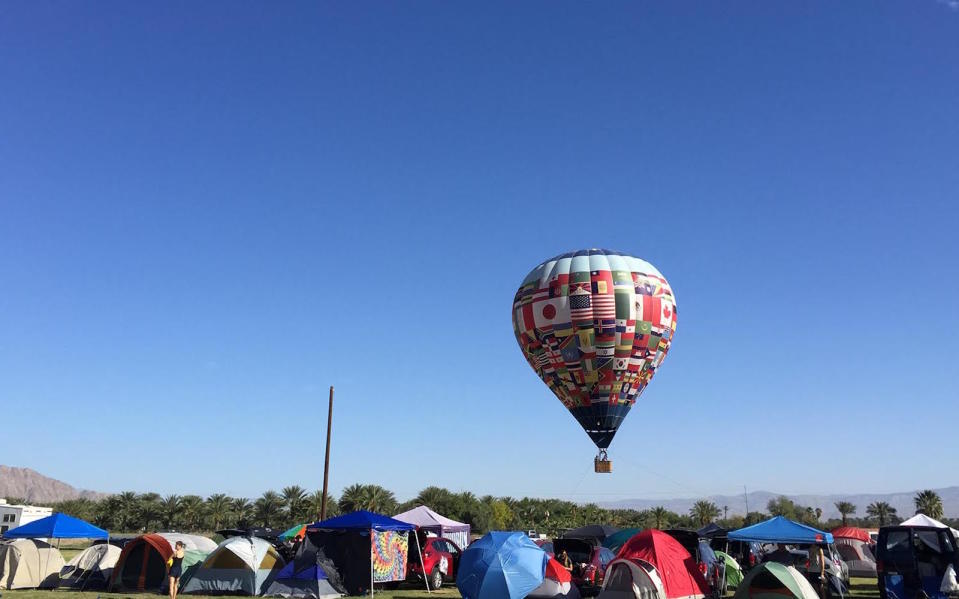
[5,486,953,536]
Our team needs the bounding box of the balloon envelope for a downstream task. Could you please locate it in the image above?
[511,249,677,449]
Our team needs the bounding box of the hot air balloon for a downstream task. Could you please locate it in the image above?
[511,249,677,472]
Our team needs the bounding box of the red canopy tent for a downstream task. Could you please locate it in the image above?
[616,530,709,599]
[831,526,871,543]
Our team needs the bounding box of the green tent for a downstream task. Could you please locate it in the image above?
[716,550,743,588]
[602,527,642,553]
[733,562,819,599]
[163,549,209,593]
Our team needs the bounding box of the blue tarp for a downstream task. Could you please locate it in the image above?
[456,531,547,599]
[728,516,834,544]
[2,512,108,539]
[308,510,415,532]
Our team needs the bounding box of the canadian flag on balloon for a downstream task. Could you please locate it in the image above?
[660,299,675,330]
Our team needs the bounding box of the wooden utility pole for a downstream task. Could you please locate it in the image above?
[320,386,334,521]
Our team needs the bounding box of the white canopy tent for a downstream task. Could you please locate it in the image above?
[900,514,959,539]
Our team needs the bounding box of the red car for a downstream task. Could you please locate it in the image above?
[408,537,462,590]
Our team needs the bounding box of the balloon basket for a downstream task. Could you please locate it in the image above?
[594,451,612,473]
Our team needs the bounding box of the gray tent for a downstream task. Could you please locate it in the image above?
[182,536,285,595]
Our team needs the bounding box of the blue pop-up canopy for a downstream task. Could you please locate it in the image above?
[728,516,833,544]
[308,510,415,532]
[2,512,108,539]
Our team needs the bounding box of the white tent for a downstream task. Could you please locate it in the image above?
[599,558,666,599]
[158,532,219,553]
[0,539,65,589]
[900,514,959,539]
[181,536,285,595]
[59,543,121,589]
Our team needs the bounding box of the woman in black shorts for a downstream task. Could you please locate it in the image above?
[168,541,186,599]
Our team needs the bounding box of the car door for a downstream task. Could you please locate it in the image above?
[446,540,462,576]
[432,540,453,576]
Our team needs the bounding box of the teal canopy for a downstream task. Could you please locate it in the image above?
[602,527,642,552]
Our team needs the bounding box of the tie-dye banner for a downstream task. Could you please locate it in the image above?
[371,529,408,582]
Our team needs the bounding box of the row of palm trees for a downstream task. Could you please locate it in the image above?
[833,490,945,526]
[28,486,951,535]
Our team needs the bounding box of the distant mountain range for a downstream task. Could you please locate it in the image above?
[0,465,106,503]
[601,486,959,520]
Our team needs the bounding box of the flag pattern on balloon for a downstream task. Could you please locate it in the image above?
[512,249,677,449]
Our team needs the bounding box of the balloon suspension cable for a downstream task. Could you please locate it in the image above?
[594,450,612,473]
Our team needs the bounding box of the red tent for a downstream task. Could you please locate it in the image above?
[544,557,572,583]
[616,530,708,599]
[831,526,871,543]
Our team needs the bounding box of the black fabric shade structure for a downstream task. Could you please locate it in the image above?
[561,524,620,544]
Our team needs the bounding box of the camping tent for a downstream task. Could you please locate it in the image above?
[831,527,871,543]
[0,539,65,589]
[901,514,959,539]
[732,562,819,599]
[833,538,876,578]
[110,533,214,591]
[182,535,286,595]
[715,551,743,589]
[305,510,416,596]
[599,558,666,599]
[615,529,709,599]
[529,556,582,598]
[728,517,834,545]
[393,505,471,550]
[159,532,218,553]
[264,558,344,599]
[59,543,121,590]
[563,524,620,545]
[456,531,547,599]
[604,528,642,553]
[1,512,109,540]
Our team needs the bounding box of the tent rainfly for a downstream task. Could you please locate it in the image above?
[393,505,471,550]
[181,536,285,595]
[59,543,121,590]
[0,539,65,589]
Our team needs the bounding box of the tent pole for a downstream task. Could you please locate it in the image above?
[415,530,430,594]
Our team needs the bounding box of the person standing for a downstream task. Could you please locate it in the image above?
[807,542,827,599]
[557,549,573,572]
[168,541,186,599]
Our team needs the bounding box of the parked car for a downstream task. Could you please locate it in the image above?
[720,539,764,571]
[876,525,959,599]
[408,537,462,590]
[552,538,616,595]
[665,529,725,596]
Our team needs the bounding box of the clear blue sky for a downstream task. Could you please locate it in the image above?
[1,1,957,506]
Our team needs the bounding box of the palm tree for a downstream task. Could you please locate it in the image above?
[139,493,162,530]
[161,494,182,529]
[651,506,670,529]
[338,484,367,514]
[307,490,339,520]
[180,495,206,531]
[690,500,721,526]
[255,491,284,527]
[357,485,397,514]
[116,491,141,531]
[282,486,307,524]
[866,501,897,526]
[206,494,232,530]
[914,490,944,519]
[835,501,856,526]
[231,498,253,528]
[415,486,454,514]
